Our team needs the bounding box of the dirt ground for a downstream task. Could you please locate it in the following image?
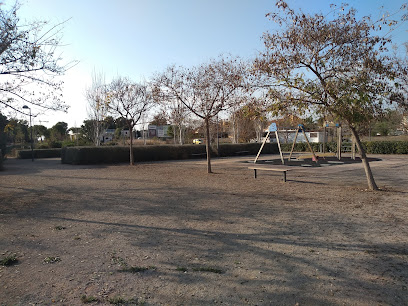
[0,154,407,305]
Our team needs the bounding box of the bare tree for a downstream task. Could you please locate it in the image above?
[85,70,108,146]
[172,100,189,145]
[254,1,407,190]
[151,78,190,145]
[0,2,76,113]
[153,56,247,173]
[229,97,242,144]
[240,96,269,142]
[107,77,153,165]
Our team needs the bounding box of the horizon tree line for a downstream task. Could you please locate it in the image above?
[1,1,407,188]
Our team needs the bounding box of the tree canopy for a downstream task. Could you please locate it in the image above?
[107,77,154,165]
[254,1,407,190]
[153,56,248,173]
[0,2,75,113]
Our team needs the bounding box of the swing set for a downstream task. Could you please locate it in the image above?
[254,123,354,164]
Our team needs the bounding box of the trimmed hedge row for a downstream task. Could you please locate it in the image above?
[17,148,62,159]
[62,145,207,164]
[18,140,407,164]
[280,142,333,153]
[281,141,408,154]
[0,149,3,170]
[217,143,279,157]
[61,143,279,165]
[363,141,408,154]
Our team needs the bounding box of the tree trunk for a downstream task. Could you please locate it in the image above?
[205,117,212,173]
[232,114,237,144]
[255,120,262,142]
[129,124,134,166]
[179,124,183,145]
[350,126,378,190]
[95,121,100,146]
[236,121,239,143]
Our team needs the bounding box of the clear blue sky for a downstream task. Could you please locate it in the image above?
[9,0,408,128]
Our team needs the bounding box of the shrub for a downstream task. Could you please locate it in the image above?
[37,143,51,149]
[395,141,408,154]
[48,140,62,148]
[218,143,278,156]
[62,140,77,147]
[62,145,207,164]
[364,141,394,154]
[280,142,329,152]
[62,146,129,164]
[363,141,408,154]
[62,143,279,165]
[0,149,3,170]
[16,148,62,159]
[1,254,18,266]
[280,140,408,155]
[0,137,5,158]
[60,141,407,165]
[80,295,99,304]
[62,139,93,147]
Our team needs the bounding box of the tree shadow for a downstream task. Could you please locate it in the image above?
[0,157,407,305]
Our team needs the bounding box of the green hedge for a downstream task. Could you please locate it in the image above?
[280,141,408,154]
[17,148,62,159]
[16,141,408,164]
[280,142,339,153]
[62,145,208,164]
[0,149,3,170]
[363,141,408,154]
[217,143,279,156]
[61,143,279,165]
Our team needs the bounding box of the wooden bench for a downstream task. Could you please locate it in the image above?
[248,165,291,182]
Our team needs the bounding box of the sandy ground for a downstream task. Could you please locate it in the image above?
[0,154,407,305]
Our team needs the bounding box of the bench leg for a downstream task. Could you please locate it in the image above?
[254,169,257,179]
[283,171,286,182]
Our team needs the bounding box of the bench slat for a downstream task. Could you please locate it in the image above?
[248,166,291,182]
[248,166,291,172]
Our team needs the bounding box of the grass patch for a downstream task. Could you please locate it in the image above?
[118,266,156,273]
[44,256,61,264]
[176,266,188,272]
[108,296,127,305]
[0,254,18,266]
[108,296,144,305]
[192,266,223,274]
[111,253,127,267]
[80,295,99,303]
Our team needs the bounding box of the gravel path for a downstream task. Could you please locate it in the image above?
[0,155,407,305]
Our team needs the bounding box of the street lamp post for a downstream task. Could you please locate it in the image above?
[22,105,34,162]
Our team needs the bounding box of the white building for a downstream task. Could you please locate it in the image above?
[100,129,115,143]
[148,125,171,138]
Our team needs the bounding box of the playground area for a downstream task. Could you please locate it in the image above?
[248,155,381,167]
[0,154,407,305]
